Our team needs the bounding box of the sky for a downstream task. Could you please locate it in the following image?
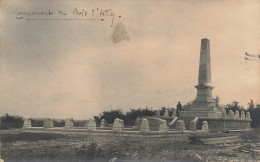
[0,0,259,119]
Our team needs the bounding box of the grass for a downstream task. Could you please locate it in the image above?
[1,130,259,162]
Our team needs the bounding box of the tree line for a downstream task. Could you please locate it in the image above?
[1,98,259,129]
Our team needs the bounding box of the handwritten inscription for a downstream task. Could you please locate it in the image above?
[13,8,120,27]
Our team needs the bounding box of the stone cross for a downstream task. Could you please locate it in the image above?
[140,118,149,132]
[23,118,32,128]
[43,118,54,128]
[88,118,97,130]
[228,110,234,118]
[113,118,123,131]
[246,112,251,119]
[100,119,107,128]
[159,119,168,132]
[175,120,186,130]
[155,110,160,118]
[202,121,209,130]
[65,118,73,129]
[234,111,240,118]
[240,111,245,119]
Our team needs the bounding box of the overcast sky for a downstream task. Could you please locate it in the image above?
[0,0,259,119]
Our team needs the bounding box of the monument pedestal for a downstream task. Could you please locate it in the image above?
[181,111,222,118]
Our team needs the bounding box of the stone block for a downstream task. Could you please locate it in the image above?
[43,118,54,128]
[23,118,32,128]
[202,121,209,130]
[113,118,123,131]
[163,110,169,117]
[168,117,178,128]
[221,109,227,117]
[246,112,251,119]
[88,118,96,130]
[234,110,240,118]
[159,119,168,132]
[100,119,107,128]
[155,110,160,118]
[65,118,73,128]
[171,109,177,117]
[189,117,199,131]
[228,110,234,118]
[240,111,245,119]
[140,118,149,132]
[175,120,186,130]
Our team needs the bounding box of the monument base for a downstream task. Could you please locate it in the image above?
[198,117,252,131]
[180,111,222,118]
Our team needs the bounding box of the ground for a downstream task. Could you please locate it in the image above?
[0,129,259,162]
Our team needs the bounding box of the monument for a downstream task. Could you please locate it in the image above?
[181,39,221,118]
[180,38,251,131]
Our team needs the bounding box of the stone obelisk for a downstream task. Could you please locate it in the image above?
[181,38,221,118]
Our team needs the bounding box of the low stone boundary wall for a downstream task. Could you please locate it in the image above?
[22,110,252,135]
[198,117,252,131]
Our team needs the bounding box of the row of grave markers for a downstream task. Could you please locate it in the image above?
[154,110,176,118]
[23,118,123,130]
[154,109,251,119]
[225,110,251,119]
[23,110,251,131]
[23,117,206,131]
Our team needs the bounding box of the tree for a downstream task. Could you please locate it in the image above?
[98,109,126,125]
[182,101,192,110]
[225,100,245,114]
[247,100,259,128]
[0,113,24,129]
[248,99,255,111]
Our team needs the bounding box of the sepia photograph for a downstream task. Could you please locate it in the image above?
[0,0,259,161]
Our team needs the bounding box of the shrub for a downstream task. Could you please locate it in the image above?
[0,113,24,130]
[76,142,103,160]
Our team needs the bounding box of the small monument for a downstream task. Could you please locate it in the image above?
[234,111,240,118]
[100,119,107,128]
[23,118,32,128]
[88,118,96,130]
[175,120,186,131]
[140,118,149,132]
[65,118,73,129]
[159,119,168,132]
[202,121,209,130]
[155,110,160,118]
[228,110,234,118]
[246,112,251,119]
[113,118,123,131]
[43,118,54,128]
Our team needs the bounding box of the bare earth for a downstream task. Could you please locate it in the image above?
[0,129,259,162]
